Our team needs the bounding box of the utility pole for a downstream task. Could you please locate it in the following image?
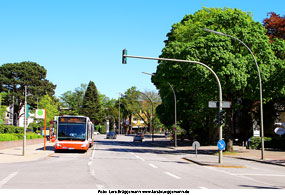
[122,49,224,163]
[23,86,27,156]
[118,96,121,134]
[204,28,265,160]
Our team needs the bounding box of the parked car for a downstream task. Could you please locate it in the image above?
[133,133,144,142]
[106,131,117,139]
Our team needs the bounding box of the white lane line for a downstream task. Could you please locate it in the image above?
[233,173,285,177]
[204,166,276,187]
[90,143,97,161]
[88,143,97,166]
[199,186,208,189]
[148,163,158,168]
[164,172,181,179]
[0,172,18,188]
[135,155,145,161]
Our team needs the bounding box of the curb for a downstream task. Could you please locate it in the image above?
[182,157,246,168]
[225,156,285,167]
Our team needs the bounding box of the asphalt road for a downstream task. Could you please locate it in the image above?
[0,134,285,189]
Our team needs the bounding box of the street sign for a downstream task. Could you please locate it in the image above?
[192,141,200,158]
[35,109,45,119]
[217,140,226,150]
[192,141,200,149]
[274,127,285,135]
[208,101,231,108]
[253,130,260,137]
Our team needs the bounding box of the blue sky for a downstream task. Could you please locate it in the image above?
[0,0,284,99]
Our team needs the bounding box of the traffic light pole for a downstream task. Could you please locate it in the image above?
[122,50,224,163]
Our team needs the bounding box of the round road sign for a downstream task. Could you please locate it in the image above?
[192,141,200,149]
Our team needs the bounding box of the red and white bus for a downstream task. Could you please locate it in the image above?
[55,115,94,151]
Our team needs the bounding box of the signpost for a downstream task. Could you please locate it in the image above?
[217,140,226,150]
[35,109,46,150]
[208,101,231,108]
[192,141,200,158]
[36,109,45,119]
[253,130,260,137]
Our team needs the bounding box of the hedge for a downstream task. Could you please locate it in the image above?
[0,124,24,134]
[249,136,285,150]
[0,133,43,142]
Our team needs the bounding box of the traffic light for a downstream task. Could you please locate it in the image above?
[213,110,226,126]
[219,110,226,125]
[122,49,127,64]
[26,104,30,118]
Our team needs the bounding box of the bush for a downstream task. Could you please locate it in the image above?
[0,134,18,141]
[265,137,285,150]
[249,137,272,149]
[0,133,43,142]
[95,125,105,134]
[0,124,24,134]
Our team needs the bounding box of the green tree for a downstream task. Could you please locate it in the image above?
[0,92,7,124]
[152,7,283,146]
[59,84,87,115]
[119,87,161,133]
[0,61,56,126]
[29,95,60,132]
[81,81,104,124]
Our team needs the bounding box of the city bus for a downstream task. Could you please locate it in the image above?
[55,115,94,151]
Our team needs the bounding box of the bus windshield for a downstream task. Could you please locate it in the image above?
[58,123,86,141]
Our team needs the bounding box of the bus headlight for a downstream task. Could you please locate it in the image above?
[81,141,88,148]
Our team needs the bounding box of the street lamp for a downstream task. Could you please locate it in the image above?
[23,86,27,156]
[204,28,265,160]
[142,72,178,148]
[122,50,224,163]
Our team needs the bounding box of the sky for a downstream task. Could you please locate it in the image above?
[0,0,284,100]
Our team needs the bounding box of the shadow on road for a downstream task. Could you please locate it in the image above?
[239,185,282,189]
[94,139,217,156]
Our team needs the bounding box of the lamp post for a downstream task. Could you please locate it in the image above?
[142,72,177,148]
[204,28,265,160]
[122,50,224,163]
[136,91,154,142]
[23,86,27,156]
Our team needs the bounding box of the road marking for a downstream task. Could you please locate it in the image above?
[88,143,97,167]
[199,186,208,189]
[148,163,158,168]
[90,169,95,177]
[96,184,104,189]
[0,172,18,188]
[204,166,276,187]
[164,172,181,179]
[135,155,145,161]
[233,173,285,177]
[90,143,96,161]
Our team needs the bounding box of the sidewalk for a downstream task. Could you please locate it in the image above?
[184,145,285,167]
[0,141,54,163]
[150,137,285,167]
